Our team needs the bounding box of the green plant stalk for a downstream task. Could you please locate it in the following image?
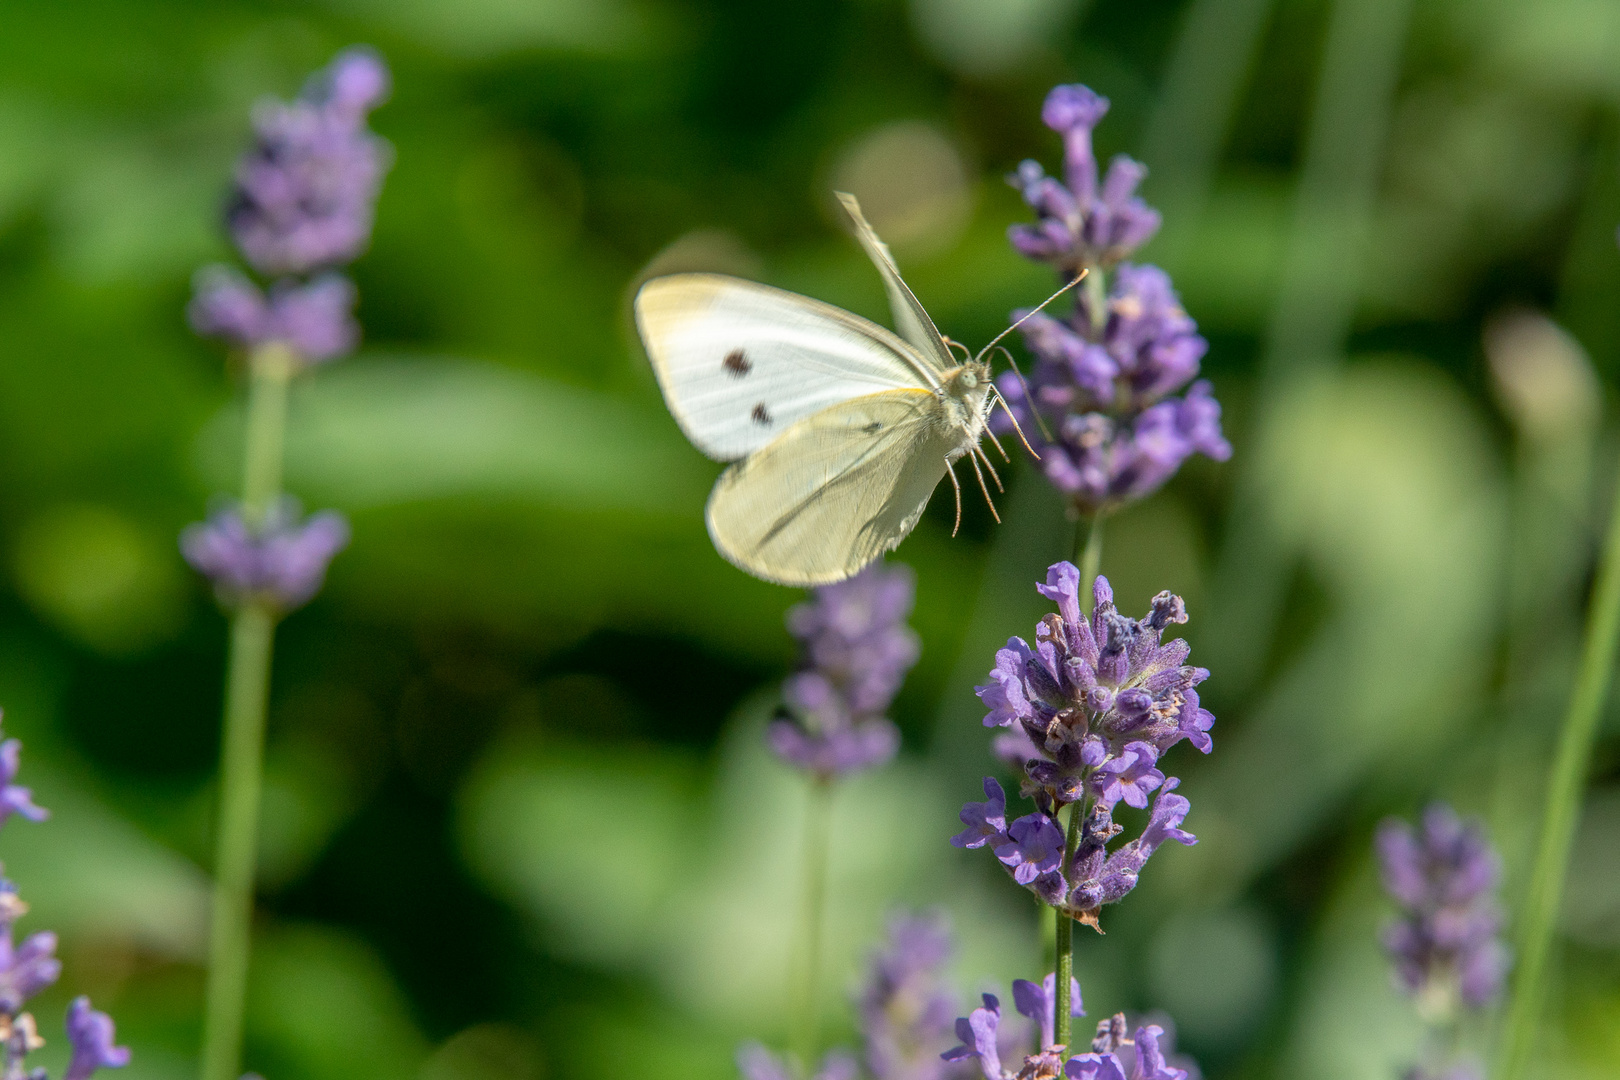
[199,344,295,1080]
[1076,515,1105,598]
[796,775,834,1068]
[1053,797,1085,1050]
[1496,464,1620,1080]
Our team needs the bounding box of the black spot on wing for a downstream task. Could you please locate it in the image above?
[752,402,773,425]
[862,421,883,434]
[723,349,752,377]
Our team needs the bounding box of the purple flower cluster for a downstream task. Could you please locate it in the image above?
[944,979,1191,1080]
[181,499,351,613]
[190,47,391,366]
[1376,804,1508,1014]
[738,912,966,1080]
[769,563,921,780]
[858,913,962,1080]
[954,566,1206,926]
[997,85,1229,515]
[0,722,128,1080]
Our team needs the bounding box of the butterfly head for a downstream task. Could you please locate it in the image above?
[944,359,993,399]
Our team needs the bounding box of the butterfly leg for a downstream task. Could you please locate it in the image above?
[967,447,1002,524]
[945,457,963,538]
[974,444,1004,492]
[990,381,1044,460]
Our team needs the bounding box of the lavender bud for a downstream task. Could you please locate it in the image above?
[180,498,350,612]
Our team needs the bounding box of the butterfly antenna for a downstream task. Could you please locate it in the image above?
[990,382,1046,460]
[945,458,963,538]
[972,269,1087,366]
[974,444,1004,492]
[967,449,1002,523]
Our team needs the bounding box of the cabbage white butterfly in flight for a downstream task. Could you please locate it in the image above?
[635,192,1067,587]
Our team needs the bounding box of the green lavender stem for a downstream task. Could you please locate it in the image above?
[1076,514,1104,593]
[796,776,834,1068]
[199,344,296,1080]
[1053,798,1085,1050]
[1496,464,1620,1080]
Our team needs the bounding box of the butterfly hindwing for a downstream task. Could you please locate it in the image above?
[705,388,959,586]
[635,274,936,462]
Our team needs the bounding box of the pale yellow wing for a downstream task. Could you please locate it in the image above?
[705,389,960,586]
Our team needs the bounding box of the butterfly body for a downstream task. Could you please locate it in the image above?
[635,194,1000,586]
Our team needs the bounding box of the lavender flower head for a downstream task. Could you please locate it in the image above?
[769,562,921,780]
[997,85,1229,515]
[954,566,1207,927]
[1376,804,1508,1016]
[181,498,350,613]
[943,977,1194,1080]
[859,913,962,1080]
[0,716,46,831]
[226,47,392,276]
[189,265,359,363]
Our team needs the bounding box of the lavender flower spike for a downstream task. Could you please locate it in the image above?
[0,714,47,829]
[227,47,393,276]
[859,912,961,1080]
[181,498,350,613]
[189,265,360,364]
[1377,804,1508,1013]
[64,997,131,1080]
[770,562,920,780]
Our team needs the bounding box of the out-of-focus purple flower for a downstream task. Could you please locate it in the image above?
[769,562,920,780]
[859,912,962,1080]
[181,498,350,613]
[960,566,1206,924]
[0,879,61,1015]
[1007,86,1160,274]
[739,1044,858,1080]
[226,47,393,276]
[999,85,1227,516]
[63,997,131,1080]
[1376,804,1508,1012]
[189,265,360,364]
[0,716,46,830]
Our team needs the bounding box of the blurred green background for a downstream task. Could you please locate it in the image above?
[1,0,1620,1078]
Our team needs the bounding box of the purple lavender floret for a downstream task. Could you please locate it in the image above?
[945,982,1192,1080]
[1376,804,1508,1013]
[859,912,962,1080]
[226,47,393,276]
[0,880,60,1014]
[769,562,920,780]
[181,498,351,613]
[998,85,1228,515]
[1007,86,1160,274]
[189,265,359,363]
[956,566,1205,926]
[739,1044,858,1080]
[63,998,131,1080]
[0,720,46,830]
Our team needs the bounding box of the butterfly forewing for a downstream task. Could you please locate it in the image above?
[705,389,960,586]
[636,274,936,461]
[835,192,955,374]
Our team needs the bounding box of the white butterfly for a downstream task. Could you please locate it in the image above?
[635,192,1039,587]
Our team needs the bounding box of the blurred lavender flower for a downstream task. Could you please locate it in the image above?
[63,999,131,1080]
[859,913,961,1080]
[739,1043,858,1080]
[955,566,1205,927]
[181,499,351,612]
[1377,804,1508,1014]
[769,562,920,780]
[0,880,60,1015]
[189,266,359,363]
[997,85,1229,516]
[0,718,46,830]
[226,47,393,276]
